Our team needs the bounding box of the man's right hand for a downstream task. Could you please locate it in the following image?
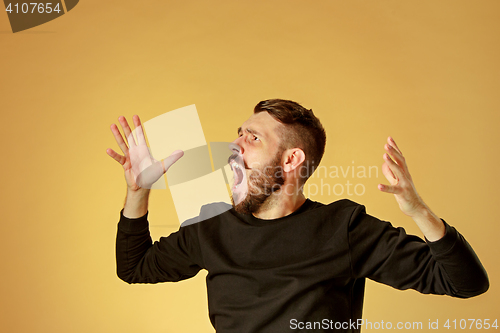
[107,115,184,191]
[107,115,184,218]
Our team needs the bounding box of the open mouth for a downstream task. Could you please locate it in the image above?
[230,160,244,188]
[227,149,251,207]
[228,153,247,190]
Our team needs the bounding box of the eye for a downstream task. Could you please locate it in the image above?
[252,135,260,141]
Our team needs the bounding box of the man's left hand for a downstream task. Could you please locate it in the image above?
[378,136,426,218]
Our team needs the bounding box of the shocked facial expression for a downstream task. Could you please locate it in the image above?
[228,112,285,214]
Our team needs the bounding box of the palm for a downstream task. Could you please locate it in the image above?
[122,154,140,190]
[378,137,424,217]
[107,115,183,191]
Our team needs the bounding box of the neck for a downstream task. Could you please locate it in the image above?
[252,188,307,220]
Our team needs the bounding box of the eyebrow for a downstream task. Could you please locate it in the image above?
[237,126,264,138]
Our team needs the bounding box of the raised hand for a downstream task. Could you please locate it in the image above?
[377,137,445,241]
[106,115,184,191]
[377,137,425,217]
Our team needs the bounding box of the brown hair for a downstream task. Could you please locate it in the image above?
[254,99,326,184]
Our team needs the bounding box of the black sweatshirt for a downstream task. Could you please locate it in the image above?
[116,199,488,333]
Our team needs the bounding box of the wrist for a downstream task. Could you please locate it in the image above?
[123,188,150,218]
[410,202,430,219]
[127,187,150,198]
[411,205,445,242]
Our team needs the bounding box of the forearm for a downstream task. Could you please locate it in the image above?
[116,210,203,284]
[411,206,488,296]
[350,205,488,297]
[123,188,150,218]
[411,203,446,242]
[427,221,489,297]
[116,210,153,283]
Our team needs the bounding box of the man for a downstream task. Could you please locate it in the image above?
[107,99,488,333]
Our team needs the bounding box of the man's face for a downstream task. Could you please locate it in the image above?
[228,112,285,214]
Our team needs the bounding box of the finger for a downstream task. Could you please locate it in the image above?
[110,124,129,155]
[106,148,126,165]
[383,152,404,179]
[387,136,402,155]
[378,183,402,194]
[385,143,406,169]
[161,150,184,172]
[132,115,147,146]
[119,116,136,146]
[381,162,397,184]
[126,132,137,148]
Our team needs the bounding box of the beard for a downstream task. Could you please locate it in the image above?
[232,151,285,215]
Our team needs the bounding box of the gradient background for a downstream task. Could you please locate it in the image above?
[1,1,498,332]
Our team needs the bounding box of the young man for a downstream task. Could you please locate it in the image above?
[107,99,488,333]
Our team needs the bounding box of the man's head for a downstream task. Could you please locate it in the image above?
[253,99,326,183]
[229,99,326,214]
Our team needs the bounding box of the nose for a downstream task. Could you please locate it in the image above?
[229,143,241,154]
[232,135,244,148]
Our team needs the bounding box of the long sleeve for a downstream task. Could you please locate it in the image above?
[116,210,204,284]
[348,205,489,298]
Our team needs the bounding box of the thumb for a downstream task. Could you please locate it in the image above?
[161,150,184,172]
[378,183,402,194]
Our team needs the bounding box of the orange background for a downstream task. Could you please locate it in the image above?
[0,1,498,332]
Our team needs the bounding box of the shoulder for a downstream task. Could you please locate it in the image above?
[308,198,366,217]
[180,202,233,227]
[200,202,233,217]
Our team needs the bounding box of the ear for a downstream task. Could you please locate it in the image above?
[282,148,306,173]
